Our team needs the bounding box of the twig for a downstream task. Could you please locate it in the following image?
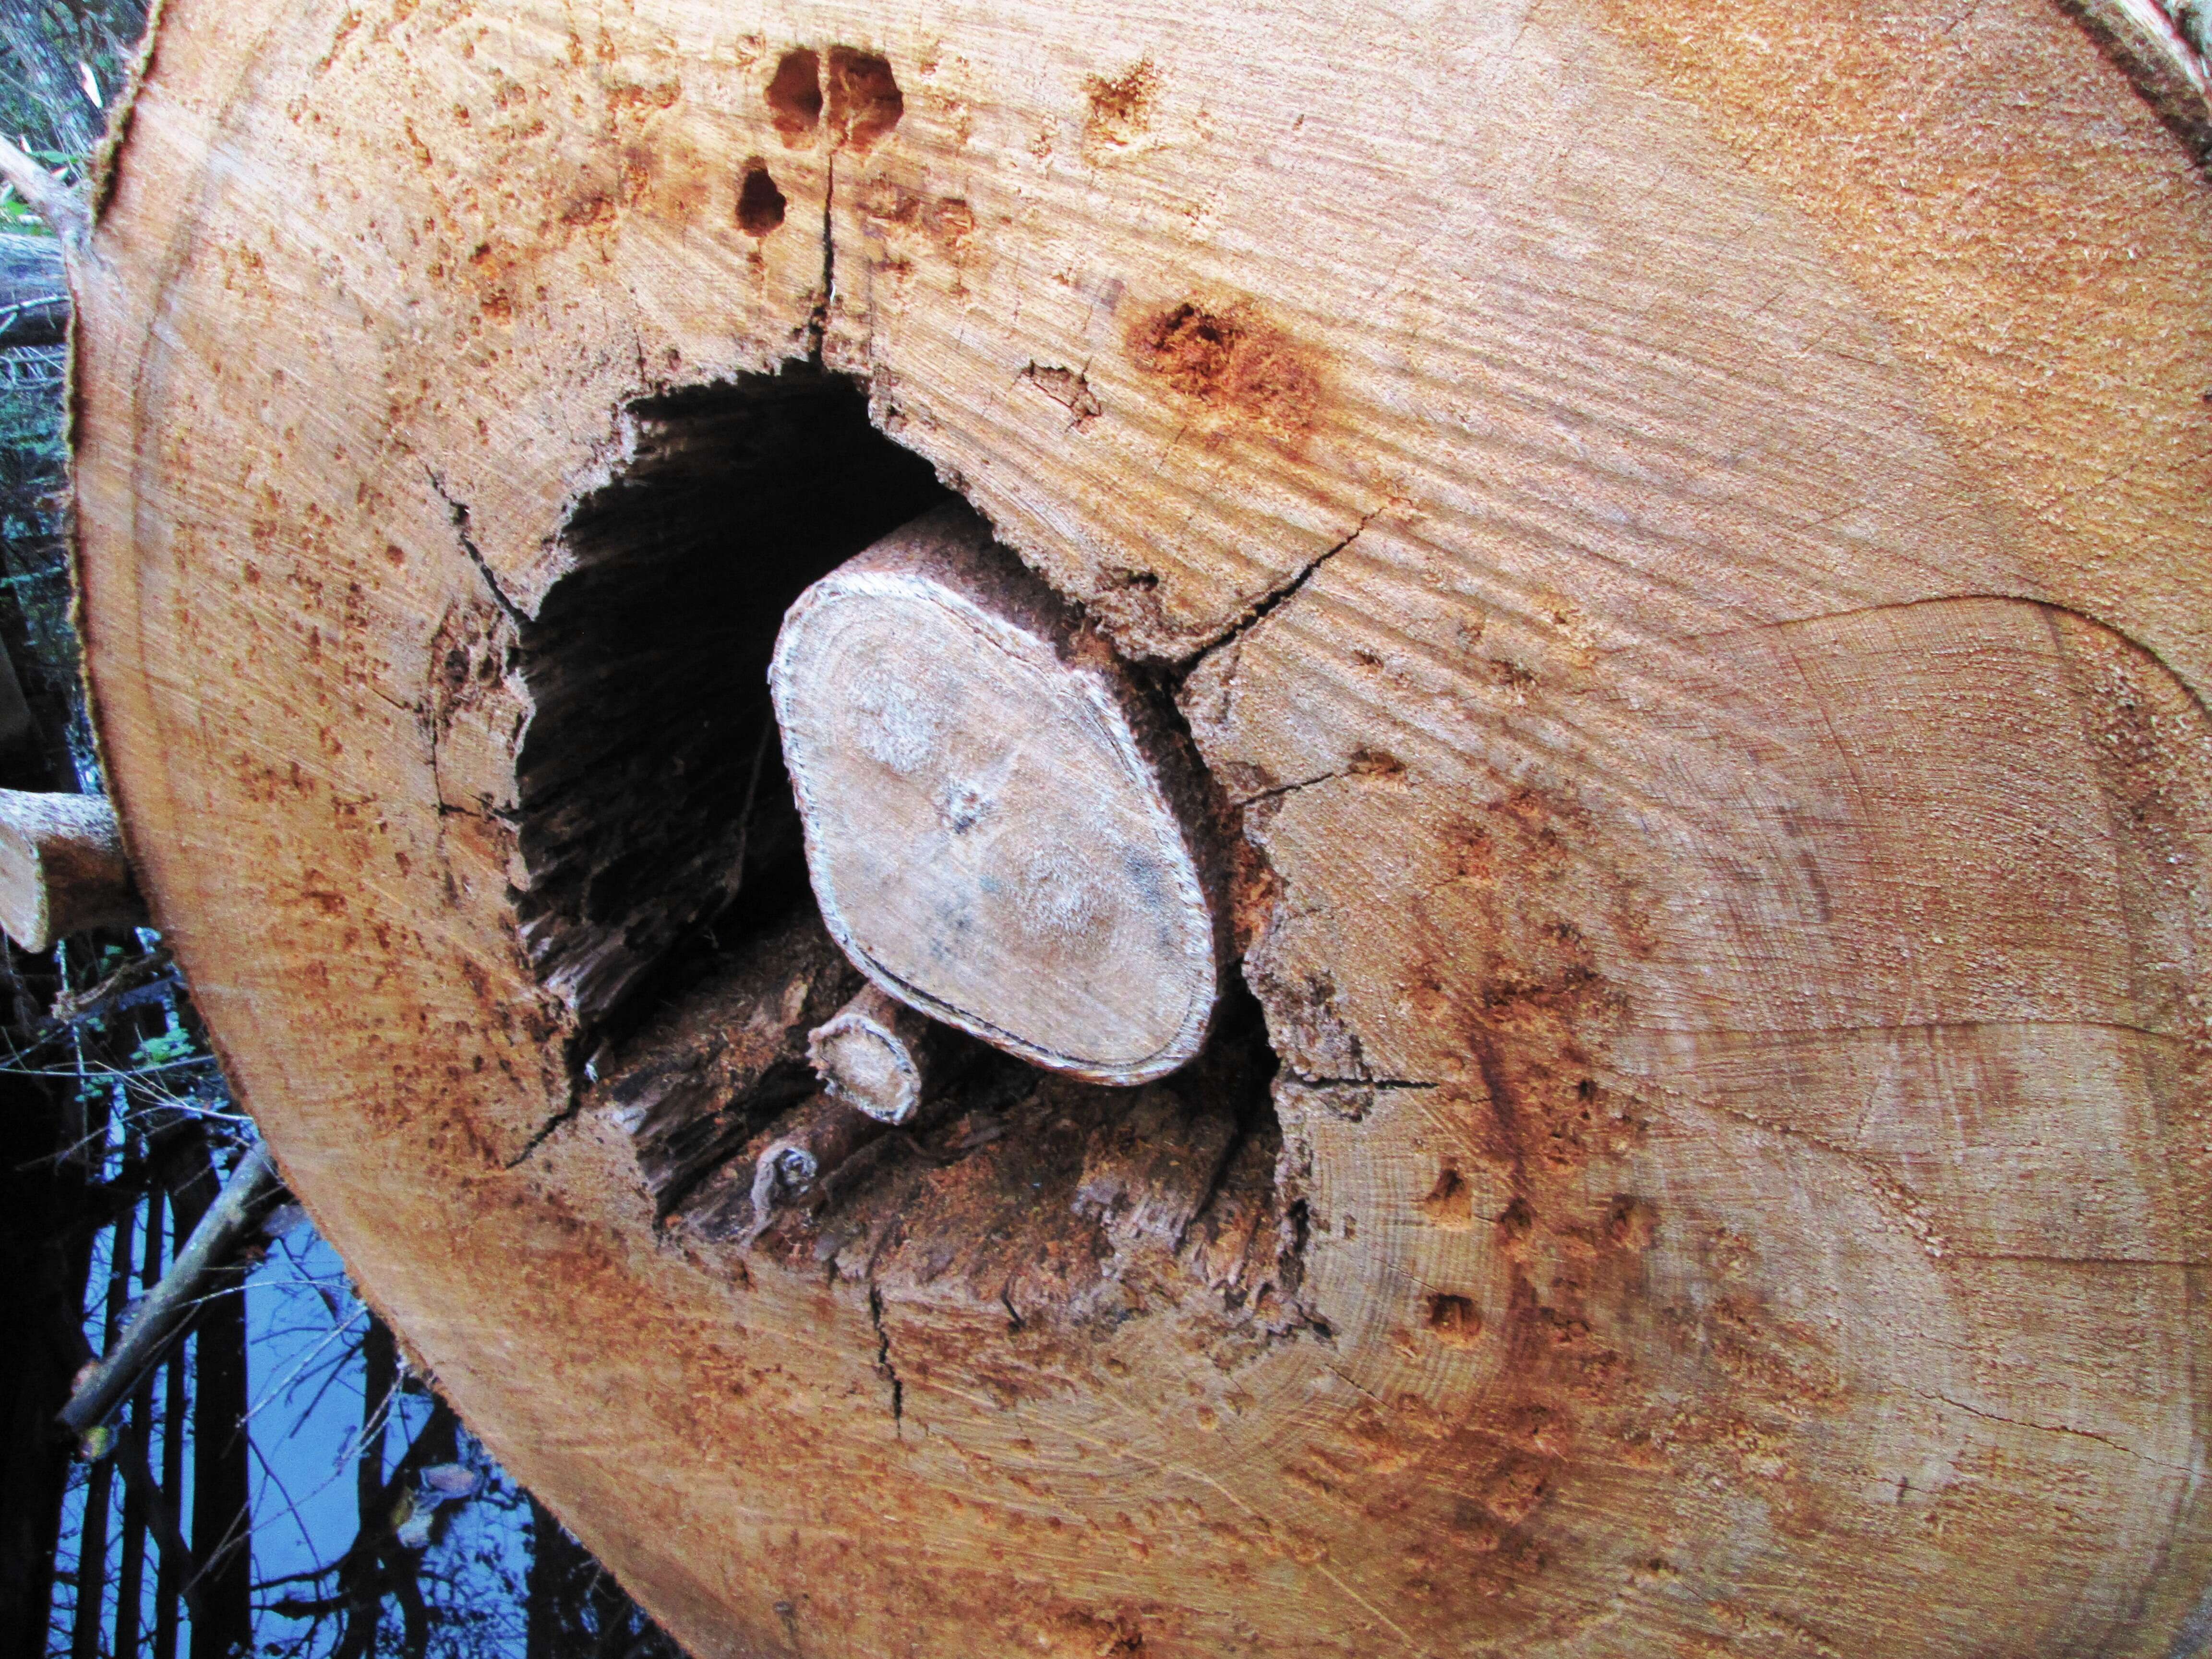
[0,132,86,252]
[806,983,942,1125]
[59,1143,289,1438]
[49,944,173,1022]
[743,1096,885,1244]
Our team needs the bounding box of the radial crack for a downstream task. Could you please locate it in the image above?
[1183,503,1388,670]
[867,1282,904,1432]
[1234,768,1349,808]
[425,468,526,625]
[503,1095,583,1169]
[1927,1391,2185,1471]
[1290,1076,1436,1091]
[807,154,836,362]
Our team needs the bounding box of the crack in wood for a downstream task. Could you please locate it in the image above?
[423,467,525,625]
[866,1282,904,1432]
[1180,503,1389,670]
[1926,1390,2187,1472]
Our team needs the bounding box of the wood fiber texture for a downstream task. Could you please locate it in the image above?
[66,0,2212,1655]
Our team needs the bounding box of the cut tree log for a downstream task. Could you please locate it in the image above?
[772,502,1226,1084]
[0,790,145,952]
[807,983,942,1124]
[62,1,2212,1655]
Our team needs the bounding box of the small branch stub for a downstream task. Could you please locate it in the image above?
[807,983,938,1124]
[744,1095,885,1242]
[770,503,1227,1085]
[0,788,147,951]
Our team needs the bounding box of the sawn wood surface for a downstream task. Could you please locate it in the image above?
[62,0,2212,1653]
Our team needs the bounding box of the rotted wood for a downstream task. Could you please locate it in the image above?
[680,979,1298,1298]
[582,903,863,1219]
[771,503,1229,1084]
[512,374,947,1027]
[742,1094,885,1243]
[0,790,145,952]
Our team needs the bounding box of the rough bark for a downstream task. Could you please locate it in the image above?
[65,3,2212,1656]
[0,232,68,349]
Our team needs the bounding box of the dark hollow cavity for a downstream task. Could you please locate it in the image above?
[513,368,951,1029]
[737,162,787,235]
[515,367,1310,1338]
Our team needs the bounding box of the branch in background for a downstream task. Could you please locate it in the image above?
[58,1143,288,1440]
[48,943,172,1023]
[191,1159,255,1659]
[0,134,86,253]
[281,1319,464,1659]
[113,1414,202,1625]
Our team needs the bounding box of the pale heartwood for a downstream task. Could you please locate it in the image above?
[62,0,2212,1655]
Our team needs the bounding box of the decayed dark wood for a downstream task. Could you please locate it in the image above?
[772,503,1228,1084]
[584,903,863,1217]
[742,1094,885,1243]
[0,790,144,952]
[807,984,941,1124]
[512,375,948,1028]
[697,992,1306,1328]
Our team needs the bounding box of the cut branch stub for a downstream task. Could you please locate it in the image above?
[0,789,147,951]
[744,1095,885,1243]
[807,983,939,1124]
[770,504,1223,1085]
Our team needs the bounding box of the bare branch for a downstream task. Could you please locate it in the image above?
[58,1144,288,1438]
[0,134,87,252]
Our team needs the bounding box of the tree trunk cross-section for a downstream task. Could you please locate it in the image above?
[63,1,2212,1656]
